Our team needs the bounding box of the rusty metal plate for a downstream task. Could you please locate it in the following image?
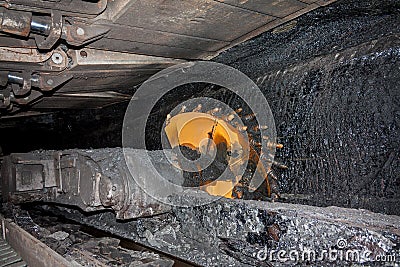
[216,0,308,18]
[0,47,52,63]
[114,0,275,41]
[5,0,107,17]
[71,48,184,69]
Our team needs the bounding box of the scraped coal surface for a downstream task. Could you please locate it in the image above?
[0,0,399,214]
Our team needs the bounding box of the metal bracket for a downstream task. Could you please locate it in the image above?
[1,71,71,107]
[34,11,62,50]
[10,90,42,105]
[62,21,110,47]
[11,71,31,96]
[37,73,73,91]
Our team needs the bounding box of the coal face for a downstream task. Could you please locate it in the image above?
[214,0,400,215]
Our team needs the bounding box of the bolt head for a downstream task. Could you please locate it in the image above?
[47,79,54,85]
[51,52,63,64]
[76,27,85,36]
